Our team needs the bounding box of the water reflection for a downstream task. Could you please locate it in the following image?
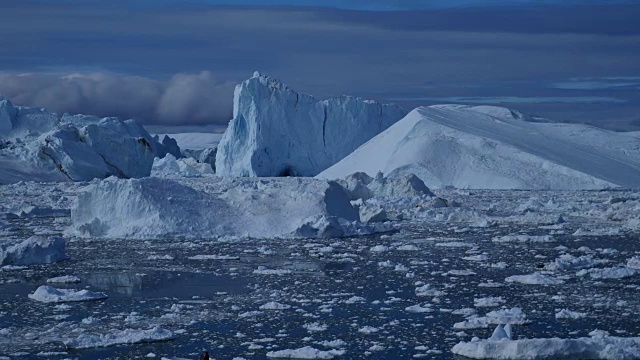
[83,272,144,296]
[83,271,248,297]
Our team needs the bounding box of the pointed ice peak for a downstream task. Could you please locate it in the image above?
[489,324,512,341]
[252,71,261,78]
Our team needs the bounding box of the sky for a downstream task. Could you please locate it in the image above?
[0,0,639,131]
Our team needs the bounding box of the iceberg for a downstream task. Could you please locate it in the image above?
[0,235,67,266]
[452,325,640,359]
[215,72,406,177]
[64,327,173,349]
[318,105,640,189]
[28,285,107,303]
[67,176,378,239]
[0,98,180,183]
[151,153,214,178]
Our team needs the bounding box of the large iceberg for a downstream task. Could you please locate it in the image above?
[318,105,640,190]
[0,99,179,183]
[67,176,381,239]
[215,72,407,177]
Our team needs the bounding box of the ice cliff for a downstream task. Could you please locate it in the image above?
[215,72,407,177]
[0,99,179,183]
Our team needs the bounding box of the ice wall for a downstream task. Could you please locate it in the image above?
[215,72,407,177]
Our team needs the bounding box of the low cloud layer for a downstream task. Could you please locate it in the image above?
[0,2,638,128]
[0,71,235,125]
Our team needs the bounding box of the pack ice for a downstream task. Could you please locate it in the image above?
[319,105,640,189]
[67,176,384,239]
[0,99,178,183]
[215,72,407,177]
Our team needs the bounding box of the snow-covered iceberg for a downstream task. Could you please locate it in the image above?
[0,235,66,266]
[215,72,407,177]
[68,176,382,239]
[318,105,640,190]
[0,99,179,183]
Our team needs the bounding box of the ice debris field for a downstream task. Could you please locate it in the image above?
[2,73,640,359]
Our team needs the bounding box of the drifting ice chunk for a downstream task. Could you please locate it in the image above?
[215,73,406,177]
[555,309,587,319]
[68,176,372,239]
[505,272,565,285]
[0,236,66,266]
[576,267,637,279]
[64,327,173,349]
[28,285,107,303]
[452,325,640,360]
[627,256,640,270]
[493,235,554,243]
[266,346,345,359]
[545,254,596,271]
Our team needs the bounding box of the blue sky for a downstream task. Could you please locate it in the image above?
[0,0,638,129]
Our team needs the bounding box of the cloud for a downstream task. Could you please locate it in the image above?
[0,1,639,129]
[0,71,235,125]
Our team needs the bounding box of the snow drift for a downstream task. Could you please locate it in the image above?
[319,105,640,190]
[68,176,382,239]
[0,99,179,183]
[215,72,407,177]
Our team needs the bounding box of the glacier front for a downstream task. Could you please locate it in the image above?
[215,72,407,177]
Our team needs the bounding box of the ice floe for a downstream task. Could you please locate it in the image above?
[28,285,107,303]
[64,327,173,349]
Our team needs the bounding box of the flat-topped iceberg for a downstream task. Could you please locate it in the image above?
[215,72,406,177]
[68,176,386,239]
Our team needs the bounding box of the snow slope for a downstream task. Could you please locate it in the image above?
[215,72,407,177]
[319,105,640,190]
